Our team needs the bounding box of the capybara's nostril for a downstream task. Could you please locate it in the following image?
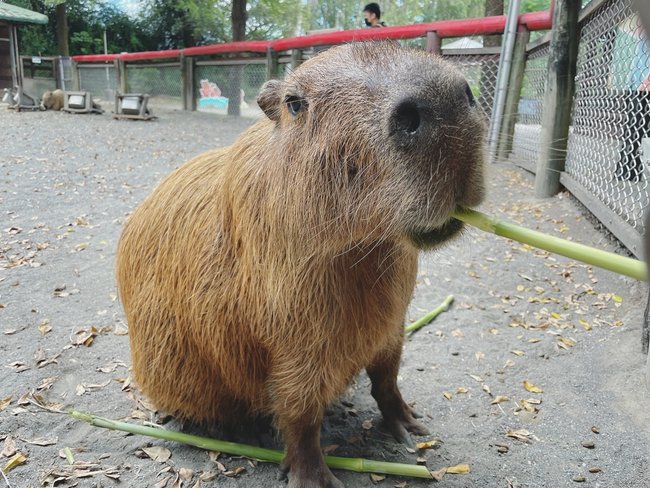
[393,100,421,135]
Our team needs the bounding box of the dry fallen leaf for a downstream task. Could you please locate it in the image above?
[511,350,525,357]
[2,436,17,458]
[37,376,58,391]
[152,476,170,488]
[370,473,386,483]
[506,429,537,443]
[38,319,52,336]
[2,451,27,473]
[199,471,217,481]
[558,337,577,349]
[491,396,509,405]
[443,391,453,401]
[142,446,172,463]
[416,439,440,450]
[523,380,544,394]
[22,437,57,447]
[430,467,447,481]
[446,463,470,475]
[0,396,12,412]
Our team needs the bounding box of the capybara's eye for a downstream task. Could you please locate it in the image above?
[465,83,476,107]
[285,95,307,116]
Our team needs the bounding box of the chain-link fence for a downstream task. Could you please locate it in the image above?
[126,62,183,110]
[445,52,501,119]
[20,56,57,97]
[78,64,116,102]
[564,0,649,238]
[510,43,550,172]
[195,60,267,116]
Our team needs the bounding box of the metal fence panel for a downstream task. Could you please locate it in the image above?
[195,62,267,116]
[565,0,650,235]
[78,64,116,102]
[511,44,550,172]
[445,53,500,119]
[126,63,182,110]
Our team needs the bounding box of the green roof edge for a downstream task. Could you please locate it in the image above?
[0,2,48,25]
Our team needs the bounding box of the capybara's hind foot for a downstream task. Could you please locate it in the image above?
[279,459,343,488]
[384,410,430,448]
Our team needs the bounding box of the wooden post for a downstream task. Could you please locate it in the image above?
[290,49,302,71]
[70,60,80,91]
[181,54,195,111]
[266,48,279,80]
[496,27,530,159]
[115,58,126,94]
[534,0,580,197]
[426,31,441,55]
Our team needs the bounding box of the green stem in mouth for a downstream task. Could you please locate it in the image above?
[453,209,646,281]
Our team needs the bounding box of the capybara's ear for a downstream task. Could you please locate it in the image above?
[257,79,283,121]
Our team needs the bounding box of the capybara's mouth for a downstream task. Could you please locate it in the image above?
[408,217,464,250]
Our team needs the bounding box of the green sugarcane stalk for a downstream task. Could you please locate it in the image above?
[69,410,433,479]
[405,294,454,333]
[453,209,647,282]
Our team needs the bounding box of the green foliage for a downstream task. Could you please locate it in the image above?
[8,0,552,56]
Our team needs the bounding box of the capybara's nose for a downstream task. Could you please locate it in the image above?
[390,99,422,137]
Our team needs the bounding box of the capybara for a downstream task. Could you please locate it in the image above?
[40,89,64,110]
[116,41,486,487]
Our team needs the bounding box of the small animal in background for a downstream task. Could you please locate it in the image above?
[40,89,64,111]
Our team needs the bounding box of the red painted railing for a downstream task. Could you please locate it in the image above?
[72,10,552,63]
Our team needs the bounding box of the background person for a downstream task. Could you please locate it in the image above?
[363,3,386,28]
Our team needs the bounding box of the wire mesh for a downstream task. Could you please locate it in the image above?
[195,62,267,116]
[565,0,650,232]
[126,63,183,110]
[78,64,117,102]
[20,57,57,98]
[510,44,550,170]
[444,53,500,119]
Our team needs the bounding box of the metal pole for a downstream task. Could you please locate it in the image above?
[487,0,522,163]
[496,27,531,160]
[103,29,111,99]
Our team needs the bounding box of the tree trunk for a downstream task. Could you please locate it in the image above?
[227,0,247,116]
[479,0,503,114]
[55,2,69,57]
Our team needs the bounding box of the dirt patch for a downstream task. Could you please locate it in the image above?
[1,107,648,487]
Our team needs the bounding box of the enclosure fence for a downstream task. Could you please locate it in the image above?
[509,0,649,257]
[15,0,650,258]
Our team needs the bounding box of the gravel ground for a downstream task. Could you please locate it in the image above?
[1,106,649,488]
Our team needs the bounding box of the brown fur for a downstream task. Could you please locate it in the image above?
[41,89,64,110]
[116,42,486,487]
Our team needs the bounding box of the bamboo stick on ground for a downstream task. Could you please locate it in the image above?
[453,209,647,282]
[69,410,433,479]
[405,294,454,334]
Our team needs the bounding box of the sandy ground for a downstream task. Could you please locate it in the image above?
[1,106,649,488]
